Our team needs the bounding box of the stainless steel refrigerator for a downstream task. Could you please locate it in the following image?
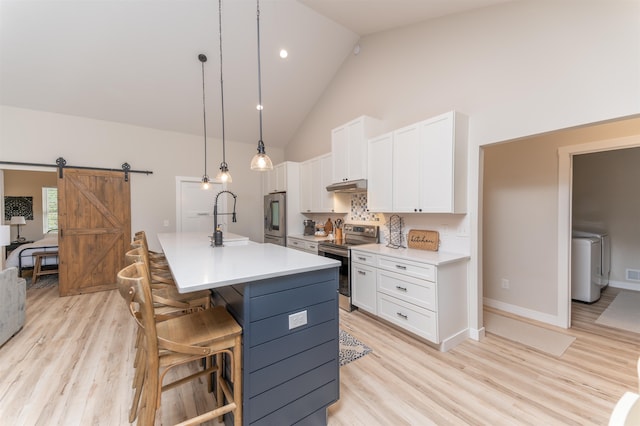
[264,192,286,246]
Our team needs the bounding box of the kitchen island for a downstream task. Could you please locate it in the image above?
[157,232,341,426]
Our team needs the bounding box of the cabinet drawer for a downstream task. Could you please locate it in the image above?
[351,250,376,266]
[377,269,436,311]
[377,293,438,343]
[378,255,435,281]
[288,239,305,250]
[305,241,319,254]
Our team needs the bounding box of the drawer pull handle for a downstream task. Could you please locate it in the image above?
[395,285,407,292]
[395,265,407,270]
[358,257,366,261]
[358,270,366,275]
[396,312,408,320]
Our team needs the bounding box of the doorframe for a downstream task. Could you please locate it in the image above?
[557,134,640,328]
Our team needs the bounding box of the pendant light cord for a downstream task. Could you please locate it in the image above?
[219,0,227,166]
[200,54,208,177]
[256,0,263,144]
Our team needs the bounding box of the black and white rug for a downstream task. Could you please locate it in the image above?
[339,329,372,367]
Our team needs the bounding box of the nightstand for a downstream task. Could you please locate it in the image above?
[5,240,34,258]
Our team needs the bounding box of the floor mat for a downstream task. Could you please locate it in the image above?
[596,290,640,334]
[485,311,575,357]
[339,329,372,367]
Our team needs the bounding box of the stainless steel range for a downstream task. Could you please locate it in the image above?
[317,224,379,311]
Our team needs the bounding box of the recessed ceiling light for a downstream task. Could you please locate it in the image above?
[279,49,288,59]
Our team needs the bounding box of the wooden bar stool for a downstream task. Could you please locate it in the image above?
[32,251,58,284]
[117,262,243,426]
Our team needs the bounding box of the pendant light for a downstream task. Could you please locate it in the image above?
[250,0,274,171]
[215,0,232,183]
[198,54,210,189]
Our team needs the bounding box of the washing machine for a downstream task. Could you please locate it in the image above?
[572,229,611,287]
[571,236,603,302]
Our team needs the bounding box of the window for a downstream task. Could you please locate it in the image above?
[42,187,58,233]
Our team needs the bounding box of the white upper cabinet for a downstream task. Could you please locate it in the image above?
[299,161,312,212]
[299,154,347,213]
[331,116,383,183]
[368,111,468,214]
[263,162,288,195]
[367,132,394,212]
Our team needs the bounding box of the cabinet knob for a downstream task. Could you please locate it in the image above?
[358,257,366,261]
[395,285,407,292]
[396,312,408,320]
[358,270,366,275]
[395,265,407,270]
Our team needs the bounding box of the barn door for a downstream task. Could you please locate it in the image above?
[58,168,131,296]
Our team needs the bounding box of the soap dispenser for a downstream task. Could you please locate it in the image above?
[214,225,223,247]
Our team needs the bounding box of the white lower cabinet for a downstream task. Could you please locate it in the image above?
[351,259,377,315]
[287,236,319,254]
[351,248,468,351]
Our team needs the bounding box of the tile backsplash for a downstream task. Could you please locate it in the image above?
[349,193,381,222]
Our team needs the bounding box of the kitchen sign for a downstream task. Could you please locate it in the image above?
[407,230,440,251]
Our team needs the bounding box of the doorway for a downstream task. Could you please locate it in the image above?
[558,134,640,327]
[175,176,225,233]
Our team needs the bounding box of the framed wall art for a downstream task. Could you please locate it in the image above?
[4,196,34,221]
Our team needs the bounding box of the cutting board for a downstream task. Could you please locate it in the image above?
[407,230,439,251]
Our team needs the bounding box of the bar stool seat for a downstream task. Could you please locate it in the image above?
[32,251,59,284]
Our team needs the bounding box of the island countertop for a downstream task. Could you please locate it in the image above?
[157,232,339,293]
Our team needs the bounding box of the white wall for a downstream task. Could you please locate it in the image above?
[285,0,640,331]
[0,106,285,251]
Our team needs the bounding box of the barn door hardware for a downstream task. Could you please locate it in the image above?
[0,158,152,182]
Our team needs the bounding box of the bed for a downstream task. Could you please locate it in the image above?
[6,233,59,277]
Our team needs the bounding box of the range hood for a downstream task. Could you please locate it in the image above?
[326,179,367,193]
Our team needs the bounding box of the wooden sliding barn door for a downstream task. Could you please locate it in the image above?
[58,169,131,296]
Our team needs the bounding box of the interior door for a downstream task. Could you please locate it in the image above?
[58,168,131,296]
[176,178,223,232]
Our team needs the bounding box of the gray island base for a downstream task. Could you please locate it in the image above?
[156,233,341,426]
[214,267,340,426]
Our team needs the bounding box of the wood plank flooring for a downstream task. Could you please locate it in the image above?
[0,284,638,425]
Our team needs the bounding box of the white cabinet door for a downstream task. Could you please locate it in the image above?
[392,123,422,212]
[331,116,382,183]
[263,162,288,194]
[352,261,377,314]
[419,114,455,212]
[346,118,367,180]
[319,154,335,212]
[331,126,349,182]
[415,111,467,213]
[299,161,312,213]
[367,132,393,212]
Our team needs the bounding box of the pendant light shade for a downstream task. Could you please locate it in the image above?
[215,0,232,183]
[250,0,274,171]
[198,54,210,189]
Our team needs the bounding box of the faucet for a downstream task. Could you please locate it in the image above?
[213,190,238,246]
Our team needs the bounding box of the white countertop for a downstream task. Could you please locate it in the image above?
[351,243,469,266]
[157,232,340,292]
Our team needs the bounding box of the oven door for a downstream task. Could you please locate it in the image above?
[318,246,352,311]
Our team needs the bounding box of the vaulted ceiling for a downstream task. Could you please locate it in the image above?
[0,0,510,148]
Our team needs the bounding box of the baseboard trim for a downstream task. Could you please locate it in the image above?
[483,297,566,328]
[608,280,640,292]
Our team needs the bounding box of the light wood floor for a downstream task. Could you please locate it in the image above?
[0,284,638,425]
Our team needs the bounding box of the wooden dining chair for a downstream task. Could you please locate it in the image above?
[117,262,242,426]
